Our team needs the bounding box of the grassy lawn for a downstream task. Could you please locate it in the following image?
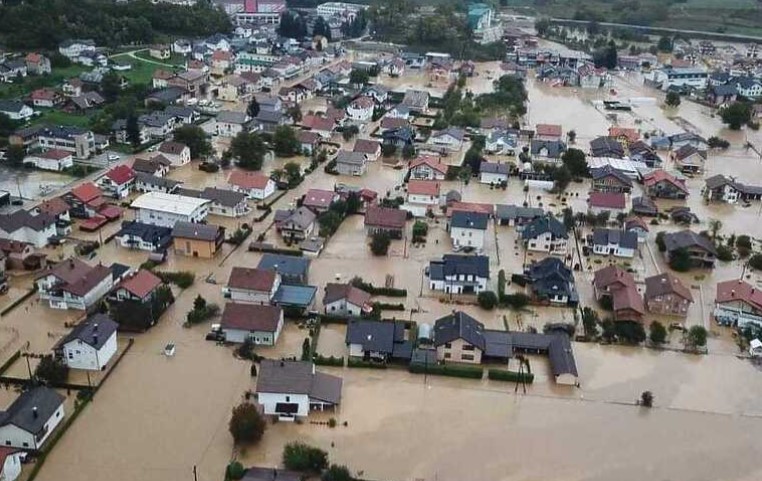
[0,65,89,100]
[133,50,187,66]
[111,53,183,86]
[30,109,98,128]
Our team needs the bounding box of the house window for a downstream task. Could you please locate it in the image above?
[4,441,9,446]
[444,343,452,349]
[461,354,474,361]
[462,344,475,351]
[67,352,73,360]
[444,353,451,359]
[22,442,28,447]
[286,396,290,402]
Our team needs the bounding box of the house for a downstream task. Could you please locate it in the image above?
[112,269,164,304]
[608,278,645,322]
[172,221,224,258]
[381,116,410,132]
[521,215,568,255]
[629,140,663,167]
[65,182,105,219]
[704,174,762,203]
[324,283,372,316]
[644,272,693,317]
[258,254,309,285]
[23,149,73,172]
[364,85,388,104]
[0,387,65,450]
[183,187,250,218]
[133,172,181,194]
[364,206,406,239]
[302,189,338,214]
[35,258,114,310]
[608,126,640,147]
[480,117,510,133]
[219,303,284,345]
[35,197,71,237]
[11,124,95,159]
[432,311,486,364]
[274,207,316,241]
[255,360,342,420]
[715,279,762,328]
[131,192,210,228]
[168,69,208,97]
[588,192,627,216]
[157,142,191,166]
[643,170,689,199]
[334,150,368,176]
[225,267,280,304]
[625,216,649,243]
[25,53,51,75]
[132,157,171,178]
[400,90,429,113]
[0,60,27,82]
[427,254,489,294]
[494,204,544,227]
[227,171,276,200]
[70,92,105,112]
[345,319,412,362]
[479,161,510,185]
[115,221,173,252]
[353,139,381,162]
[296,130,320,155]
[0,101,33,121]
[590,165,632,193]
[530,139,566,162]
[215,110,249,137]
[590,137,625,158]
[98,165,135,199]
[0,239,39,272]
[735,76,762,99]
[405,180,440,216]
[526,257,578,306]
[485,130,517,155]
[408,156,447,181]
[346,96,374,122]
[662,230,717,268]
[301,115,334,138]
[386,58,405,76]
[55,313,118,370]
[631,196,659,217]
[62,78,83,97]
[591,229,638,258]
[29,88,62,108]
[535,123,562,140]
[0,210,57,248]
[152,69,174,89]
[429,127,466,151]
[382,126,415,148]
[449,211,488,251]
[592,265,636,301]
[706,84,738,106]
[672,145,706,173]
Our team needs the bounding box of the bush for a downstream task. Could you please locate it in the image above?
[487,369,535,383]
[707,136,730,149]
[322,464,352,481]
[655,232,666,252]
[228,402,266,445]
[686,325,707,348]
[155,270,195,288]
[716,244,734,262]
[226,461,245,480]
[350,277,407,297]
[614,321,646,344]
[502,293,530,309]
[640,390,654,407]
[313,354,344,366]
[412,220,428,242]
[370,231,391,255]
[372,302,406,311]
[348,358,387,369]
[282,442,328,472]
[34,355,69,385]
[749,253,762,271]
[409,363,483,379]
[477,291,498,310]
[668,247,693,272]
[497,269,506,299]
[649,321,667,344]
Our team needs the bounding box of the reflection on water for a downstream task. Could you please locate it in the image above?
[0,166,74,202]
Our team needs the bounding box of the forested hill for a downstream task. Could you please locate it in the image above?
[0,0,232,50]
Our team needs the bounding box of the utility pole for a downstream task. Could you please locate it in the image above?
[193,465,198,481]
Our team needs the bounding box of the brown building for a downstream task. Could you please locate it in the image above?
[171,221,224,258]
[364,206,407,239]
[644,272,693,317]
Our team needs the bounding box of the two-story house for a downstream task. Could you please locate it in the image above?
[521,215,568,255]
[427,254,489,295]
[408,156,447,180]
[590,165,632,193]
[274,207,317,242]
[526,257,578,306]
[405,180,441,217]
[115,221,173,252]
[35,258,114,310]
[55,313,118,370]
[662,230,718,269]
[644,272,693,317]
[643,170,689,199]
[225,267,281,304]
[449,211,489,251]
[98,165,135,199]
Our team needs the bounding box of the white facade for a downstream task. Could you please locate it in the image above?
[61,331,117,370]
[0,404,64,450]
[23,153,73,171]
[227,278,280,304]
[450,226,486,250]
[132,193,210,228]
[429,273,488,294]
[37,274,113,311]
[479,171,508,185]
[222,316,283,345]
[232,180,276,200]
[207,199,250,218]
[592,242,636,258]
[158,147,191,166]
[409,164,446,180]
[325,298,363,316]
[0,104,33,121]
[215,120,245,137]
[0,223,56,249]
[346,102,373,122]
[525,231,568,255]
[258,392,310,418]
[429,133,462,150]
[316,2,367,19]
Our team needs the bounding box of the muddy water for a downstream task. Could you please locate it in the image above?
[0,166,74,203]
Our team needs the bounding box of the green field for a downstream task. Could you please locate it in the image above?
[31,109,96,128]
[133,50,186,66]
[0,65,89,100]
[110,52,183,86]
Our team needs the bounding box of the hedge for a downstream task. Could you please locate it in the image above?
[409,363,483,379]
[248,244,304,256]
[351,279,407,297]
[347,358,388,369]
[373,302,406,311]
[313,354,345,367]
[487,369,535,383]
[0,350,20,376]
[155,271,195,288]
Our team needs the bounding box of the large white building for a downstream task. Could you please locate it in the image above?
[427,255,489,295]
[55,314,118,371]
[255,360,342,420]
[649,66,709,91]
[316,2,367,20]
[131,192,210,228]
[0,387,65,450]
[449,211,488,251]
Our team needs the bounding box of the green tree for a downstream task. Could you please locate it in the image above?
[100,71,122,102]
[283,161,301,186]
[669,247,693,272]
[193,294,207,311]
[126,114,141,147]
[228,402,266,445]
[230,131,266,170]
[581,307,599,338]
[318,210,343,237]
[173,125,212,159]
[34,354,69,384]
[552,165,572,192]
[657,35,673,52]
[686,325,707,348]
[665,91,681,107]
[282,442,328,472]
[301,337,311,361]
[349,69,370,86]
[322,465,352,481]
[567,129,577,144]
[561,148,588,177]
[750,253,762,270]
[287,104,302,123]
[655,231,667,252]
[649,321,667,344]
[381,143,396,157]
[342,125,359,141]
[6,144,25,167]
[273,126,301,157]
[720,102,752,130]
[246,97,260,118]
[370,231,391,255]
[226,462,245,480]
[401,144,416,159]
[477,291,498,310]
[534,18,551,36]
[593,40,617,69]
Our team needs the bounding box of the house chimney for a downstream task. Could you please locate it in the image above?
[32,406,38,418]
[280,360,284,367]
[93,334,98,345]
[93,323,98,331]
[69,259,75,268]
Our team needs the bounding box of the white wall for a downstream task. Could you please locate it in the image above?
[325,299,362,316]
[62,331,117,370]
[450,227,485,250]
[257,392,310,417]
[136,206,207,228]
[479,172,508,185]
[0,403,64,449]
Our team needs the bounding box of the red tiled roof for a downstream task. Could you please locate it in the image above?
[221,303,281,332]
[353,139,380,154]
[227,267,276,292]
[117,269,163,299]
[38,197,70,216]
[447,201,493,217]
[212,50,233,61]
[608,127,640,143]
[303,189,335,209]
[98,205,123,220]
[409,155,447,174]
[324,283,372,308]
[30,88,58,101]
[228,170,272,190]
[645,272,693,302]
[70,182,102,203]
[25,52,42,63]
[535,123,562,138]
[407,180,440,196]
[105,165,135,185]
[37,149,71,160]
[364,206,406,229]
[302,115,333,132]
[716,280,762,311]
[625,216,649,232]
[296,130,320,145]
[588,192,626,209]
[381,117,409,130]
[643,170,688,193]
[593,265,635,291]
[612,284,645,315]
[351,96,374,109]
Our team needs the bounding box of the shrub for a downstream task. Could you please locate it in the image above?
[412,220,428,242]
[503,293,529,309]
[282,442,328,472]
[640,390,654,407]
[228,402,266,445]
[497,269,506,299]
[226,461,245,480]
[314,354,344,366]
[655,232,666,252]
[614,321,646,344]
[322,464,352,481]
[372,302,406,311]
[350,277,407,297]
[668,247,693,272]
[155,270,195,288]
[686,325,707,348]
[348,358,387,369]
[716,244,734,262]
[649,321,667,344]
[749,253,762,271]
[409,363,483,379]
[34,355,69,385]
[370,231,391,255]
[487,368,535,383]
[477,291,498,310]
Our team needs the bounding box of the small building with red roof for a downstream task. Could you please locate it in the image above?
[301,115,334,137]
[227,170,276,200]
[405,180,441,217]
[535,123,563,140]
[220,303,284,345]
[98,165,135,199]
[643,170,689,199]
[112,269,165,304]
[302,189,338,213]
[29,88,62,108]
[65,182,105,218]
[588,191,627,215]
[715,279,762,328]
[23,149,73,171]
[408,155,447,180]
[364,206,407,238]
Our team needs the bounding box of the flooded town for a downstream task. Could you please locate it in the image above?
[1,1,762,481]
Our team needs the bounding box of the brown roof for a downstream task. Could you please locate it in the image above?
[535,123,562,138]
[0,238,32,254]
[153,69,174,80]
[645,272,693,302]
[228,170,271,190]
[38,197,70,217]
[221,303,281,332]
[158,141,188,155]
[593,265,635,291]
[227,267,276,292]
[612,284,645,315]
[643,170,688,194]
[353,139,380,154]
[303,189,336,209]
[588,192,626,209]
[70,182,102,203]
[380,117,409,130]
[117,269,163,299]
[302,115,333,132]
[407,180,440,196]
[364,206,407,230]
[409,155,447,174]
[296,130,320,145]
[716,280,762,311]
[323,283,372,308]
[608,127,640,143]
[37,259,111,297]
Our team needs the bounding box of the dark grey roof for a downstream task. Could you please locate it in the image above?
[705,174,732,190]
[592,228,638,250]
[527,257,575,298]
[346,319,395,354]
[428,254,489,281]
[530,139,566,158]
[494,204,544,221]
[60,313,118,350]
[589,137,625,158]
[590,165,632,186]
[711,84,738,96]
[242,467,301,481]
[255,109,283,124]
[201,187,247,207]
[521,215,567,240]
[256,360,342,404]
[483,329,511,358]
[217,110,248,124]
[0,209,56,234]
[433,311,486,350]
[450,211,489,230]
[479,161,510,175]
[258,253,310,278]
[134,172,181,190]
[278,206,316,230]
[0,387,64,435]
[171,221,222,241]
[663,230,718,256]
[0,100,28,114]
[335,150,366,165]
[632,196,658,215]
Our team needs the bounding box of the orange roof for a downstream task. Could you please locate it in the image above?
[70,182,102,203]
[447,201,493,217]
[228,170,272,190]
[117,269,163,299]
[409,155,447,174]
[608,126,640,143]
[407,180,440,196]
[535,123,562,138]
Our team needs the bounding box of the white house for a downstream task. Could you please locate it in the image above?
[0,387,65,450]
[98,165,135,199]
[22,149,73,172]
[0,210,57,248]
[56,314,118,370]
[157,141,191,166]
[408,156,447,180]
[228,171,276,200]
[131,192,210,228]
[405,180,441,217]
[35,259,114,310]
[427,254,489,295]
[485,131,517,155]
[346,96,374,123]
[479,161,510,185]
[323,283,372,316]
[449,211,489,251]
[429,127,466,151]
[0,101,33,121]
[521,216,569,255]
[0,447,23,481]
[224,267,280,304]
[255,360,342,420]
[215,110,249,137]
[220,303,284,345]
[58,39,95,59]
[114,221,173,252]
[591,229,639,258]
